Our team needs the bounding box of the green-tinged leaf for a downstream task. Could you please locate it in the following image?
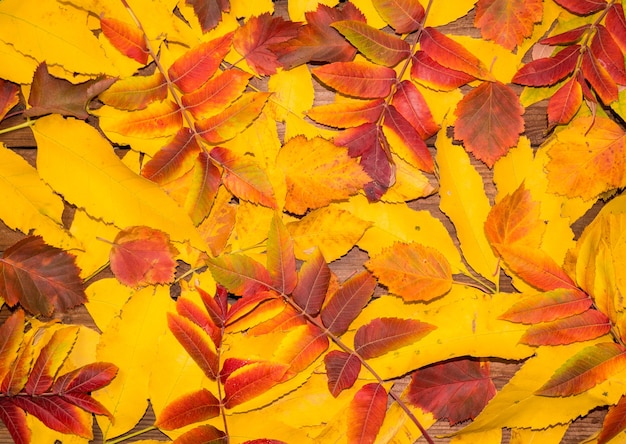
[372,0,424,33]
[331,21,410,67]
[33,115,207,250]
[99,71,168,111]
[520,309,611,346]
[499,288,592,324]
[206,253,272,296]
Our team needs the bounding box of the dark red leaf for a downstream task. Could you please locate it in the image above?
[51,362,118,395]
[292,247,331,316]
[0,236,86,316]
[410,51,475,90]
[233,13,301,76]
[185,0,230,33]
[354,317,436,359]
[59,392,113,418]
[547,76,583,129]
[606,4,626,53]
[408,358,496,425]
[581,49,618,104]
[0,399,29,444]
[267,212,297,295]
[156,388,220,430]
[553,0,607,15]
[0,79,19,122]
[243,440,287,444]
[591,25,626,84]
[11,395,91,438]
[167,312,219,380]
[382,105,433,172]
[540,25,590,45]
[347,383,387,444]
[512,45,579,86]
[324,350,361,397]
[320,270,376,335]
[391,80,439,140]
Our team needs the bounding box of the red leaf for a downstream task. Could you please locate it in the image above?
[1,333,34,395]
[421,27,492,80]
[347,383,387,444]
[475,0,543,50]
[167,312,219,380]
[107,100,183,137]
[11,395,91,438]
[141,128,202,185]
[320,270,376,335]
[156,388,220,430]
[276,324,329,373]
[267,212,297,295]
[274,3,365,69]
[454,81,524,167]
[223,361,289,408]
[196,92,270,144]
[382,105,433,172]
[168,33,234,93]
[99,71,168,111]
[582,49,618,104]
[182,69,252,120]
[331,20,410,67]
[408,358,497,425]
[324,351,361,397]
[209,146,277,208]
[197,285,228,329]
[410,51,475,90]
[354,317,436,359]
[175,297,221,346]
[553,0,607,15]
[0,79,19,122]
[512,45,579,86]
[591,25,626,85]
[100,16,148,64]
[225,290,280,327]
[206,253,272,296]
[185,0,230,33]
[185,152,221,226]
[312,61,397,99]
[598,394,626,444]
[391,80,439,140]
[307,99,385,129]
[607,4,626,53]
[109,226,179,287]
[520,309,611,346]
[249,305,305,335]
[0,399,29,444]
[372,0,424,33]
[0,310,24,384]
[537,342,626,396]
[51,362,118,395]
[540,25,590,45]
[58,392,113,419]
[0,236,86,316]
[547,76,583,129]
[233,13,300,76]
[499,288,593,324]
[292,247,331,316]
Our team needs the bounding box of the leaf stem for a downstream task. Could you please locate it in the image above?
[104,425,157,444]
[0,119,34,136]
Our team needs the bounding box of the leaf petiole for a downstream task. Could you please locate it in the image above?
[0,118,34,136]
[103,425,157,444]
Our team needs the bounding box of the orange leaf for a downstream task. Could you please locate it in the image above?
[320,271,376,335]
[267,213,297,295]
[365,242,452,302]
[312,61,397,99]
[582,49,618,104]
[382,105,433,172]
[307,99,385,129]
[225,291,280,329]
[210,146,277,208]
[607,4,626,53]
[223,361,289,408]
[292,247,331,316]
[275,324,329,373]
[0,79,19,121]
[206,253,272,297]
[547,76,582,129]
[546,116,626,200]
[475,0,543,50]
[0,310,24,384]
[182,69,252,120]
[372,0,424,33]
[10,396,91,438]
[324,351,361,397]
[167,312,219,380]
[354,317,436,359]
[155,388,220,430]
[173,424,226,444]
[332,20,410,67]
[454,81,524,167]
[141,128,202,185]
[100,16,148,64]
[106,100,182,138]
[391,80,439,140]
[536,342,626,397]
[347,383,387,444]
[99,71,167,111]
[520,309,611,346]
[499,288,593,324]
[109,226,179,287]
[168,33,234,93]
[410,51,475,91]
[248,304,305,336]
[176,297,221,346]
[0,236,86,316]
[196,92,270,144]
[184,152,221,226]
[598,394,626,444]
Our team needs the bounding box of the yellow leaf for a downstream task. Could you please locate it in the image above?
[230,201,275,262]
[349,0,387,29]
[287,205,371,262]
[425,0,475,27]
[436,126,499,283]
[33,115,207,251]
[509,425,568,444]
[0,144,77,250]
[374,398,436,444]
[26,415,90,444]
[276,136,370,214]
[450,429,502,443]
[70,209,120,280]
[0,40,38,84]
[416,85,464,128]
[457,339,624,434]
[283,111,338,141]
[85,278,135,333]
[338,195,467,274]
[381,155,436,203]
[94,286,173,439]
[230,0,274,18]
[288,0,337,22]
[267,64,314,122]
[0,0,120,76]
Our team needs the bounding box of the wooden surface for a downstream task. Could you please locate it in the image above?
[0,1,611,443]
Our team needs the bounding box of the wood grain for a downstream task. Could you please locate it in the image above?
[0,1,610,442]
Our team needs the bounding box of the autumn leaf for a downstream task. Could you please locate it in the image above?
[408,358,497,425]
[475,0,543,50]
[167,312,220,380]
[291,247,331,316]
[410,50,475,90]
[499,288,593,324]
[365,242,452,302]
[185,0,230,33]
[347,383,387,444]
[206,253,272,296]
[24,63,116,119]
[519,309,611,346]
[553,0,607,15]
[372,0,424,33]
[109,226,179,287]
[98,71,167,111]
[597,395,626,444]
[0,79,19,121]
[512,45,579,87]
[223,360,289,408]
[312,61,397,99]
[141,128,202,185]
[547,76,583,129]
[454,81,525,167]
[324,351,361,397]
[155,388,220,430]
[354,317,436,359]
[100,16,149,65]
[307,98,385,129]
[0,236,86,316]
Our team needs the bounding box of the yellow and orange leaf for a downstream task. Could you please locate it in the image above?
[312,61,397,99]
[520,309,611,346]
[372,0,424,33]
[223,361,289,409]
[100,16,148,65]
[155,388,220,431]
[354,317,436,359]
[475,0,543,50]
[267,213,297,295]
